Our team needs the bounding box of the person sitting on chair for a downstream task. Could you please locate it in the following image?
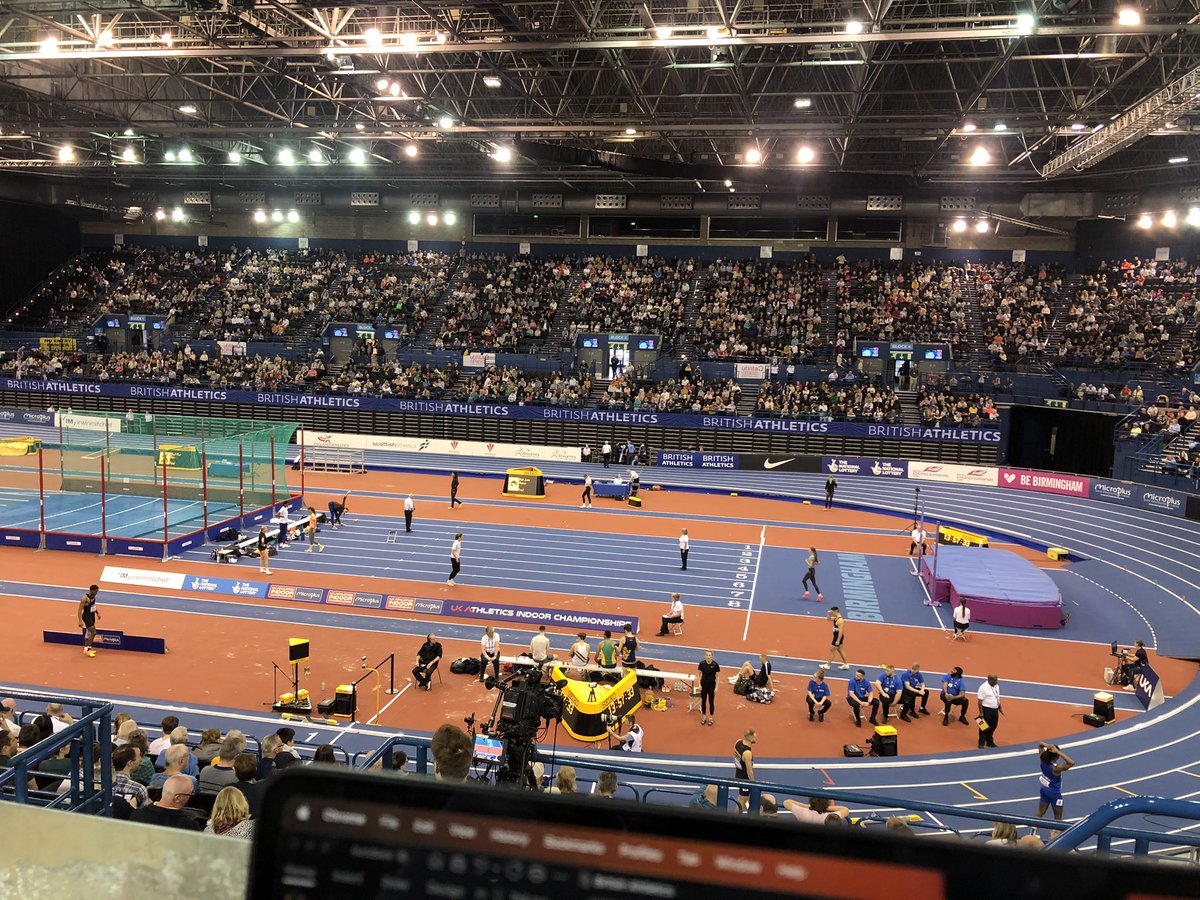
[656,593,684,636]
[940,667,970,725]
[411,633,442,691]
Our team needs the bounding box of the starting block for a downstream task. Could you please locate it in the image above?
[44,629,167,654]
[1048,547,1070,561]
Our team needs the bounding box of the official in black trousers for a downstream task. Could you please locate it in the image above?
[404,494,415,532]
[824,476,837,510]
[450,472,464,509]
[679,529,690,570]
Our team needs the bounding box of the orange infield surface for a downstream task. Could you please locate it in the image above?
[6,470,1195,759]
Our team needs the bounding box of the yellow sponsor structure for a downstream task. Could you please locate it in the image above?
[0,437,41,456]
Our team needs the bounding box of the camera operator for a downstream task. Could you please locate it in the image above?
[607,714,643,753]
[1118,639,1148,689]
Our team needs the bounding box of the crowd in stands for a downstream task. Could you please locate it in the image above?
[0,346,325,391]
[436,255,568,351]
[1119,396,1199,441]
[564,256,693,352]
[600,368,741,414]
[9,251,136,330]
[756,378,901,422]
[323,360,455,398]
[322,252,449,342]
[1059,258,1196,368]
[694,260,827,360]
[458,364,592,406]
[915,386,998,428]
[834,262,969,357]
[975,262,1064,363]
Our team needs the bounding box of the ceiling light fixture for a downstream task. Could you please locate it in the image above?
[794,98,812,109]
[1162,210,1178,228]
[744,147,762,165]
[270,210,283,222]
[121,145,136,162]
[625,127,637,135]
[253,210,267,223]
[438,116,454,129]
[1015,13,1036,34]
[179,104,197,114]
[171,208,184,222]
[354,122,365,131]
[364,27,383,49]
[705,25,724,41]
[278,148,295,166]
[161,32,173,46]
[400,32,418,48]
[952,219,968,233]
[1116,6,1142,26]
[1188,208,1200,227]
[1136,213,1153,229]
[654,26,673,40]
[404,143,418,158]
[287,209,300,223]
[492,146,513,163]
[483,75,502,88]
[348,147,367,165]
[796,145,815,164]
[389,82,401,97]
[1169,155,1189,164]
[407,210,421,225]
[994,122,1008,132]
[968,145,991,166]
[845,20,864,34]
[308,148,323,163]
[57,144,74,162]
[164,150,176,162]
[724,179,733,188]
[177,147,193,163]
[434,31,447,44]
[444,211,457,225]
[96,30,114,47]
[39,36,58,55]
[975,220,990,234]
[227,150,242,164]
[375,78,390,91]
[1069,121,1086,131]
[426,212,439,226]
[154,208,166,220]
[123,128,135,137]
[960,122,977,133]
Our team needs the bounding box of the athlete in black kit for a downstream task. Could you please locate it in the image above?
[77,584,100,658]
[327,493,349,529]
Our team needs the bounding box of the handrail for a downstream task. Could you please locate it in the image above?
[1047,796,1200,853]
[349,735,1200,856]
[0,689,113,815]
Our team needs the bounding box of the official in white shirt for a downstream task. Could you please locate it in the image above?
[657,592,684,636]
[951,599,971,641]
[479,626,501,683]
[976,674,1003,748]
[404,494,415,532]
[274,504,291,547]
[909,525,927,557]
[602,441,612,468]
[679,528,690,571]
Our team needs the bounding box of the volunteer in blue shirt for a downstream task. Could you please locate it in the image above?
[871,665,901,726]
[899,663,930,722]
[845,668,874,728]
[940,666,970,725]
[806,670,832,723]
[1035,742,1076,833]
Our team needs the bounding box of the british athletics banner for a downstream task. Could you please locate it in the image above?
[0,378,1002,444]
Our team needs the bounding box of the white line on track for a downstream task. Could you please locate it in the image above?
[741,525,765,641]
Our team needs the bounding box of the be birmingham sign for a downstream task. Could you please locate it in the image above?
[0,378,1002,445]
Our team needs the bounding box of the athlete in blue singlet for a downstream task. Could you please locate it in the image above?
[1036,742,1076,833]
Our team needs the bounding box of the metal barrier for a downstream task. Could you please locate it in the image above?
[0,689,113,815]
[350,734,1200,857]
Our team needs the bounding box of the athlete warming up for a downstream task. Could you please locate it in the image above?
[801,548,822,601]
[1036,742,1076,835]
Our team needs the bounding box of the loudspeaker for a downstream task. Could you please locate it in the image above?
[1093,691,1115,721]
[333,684,356,718]
[628,496,643,508]
[1083,712,1107,728]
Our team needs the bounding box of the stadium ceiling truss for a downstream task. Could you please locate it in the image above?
[0,0,1196,192]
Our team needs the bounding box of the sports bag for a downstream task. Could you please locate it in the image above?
[450,657,480,676]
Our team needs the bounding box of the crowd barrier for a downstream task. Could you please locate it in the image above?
[0,378,1002,445]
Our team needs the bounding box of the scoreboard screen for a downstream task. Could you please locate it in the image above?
[502,467,546,499]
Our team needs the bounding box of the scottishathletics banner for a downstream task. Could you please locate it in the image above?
[907,462,999,487]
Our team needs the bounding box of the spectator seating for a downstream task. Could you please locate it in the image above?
[693,260,827,361]
[436,255,569,351]
[756,377,900,422]
[835,262,969,357]
[975,263,1065,364]
[564,256,694,352]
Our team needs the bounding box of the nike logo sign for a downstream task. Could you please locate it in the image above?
[763,458,795,469]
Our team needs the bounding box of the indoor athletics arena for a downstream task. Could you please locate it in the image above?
[1,3,1200,898]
